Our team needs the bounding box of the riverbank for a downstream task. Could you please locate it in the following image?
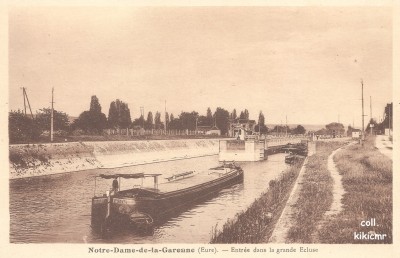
[209,158,304,243]
[285,140,349,243]
[9,138,222,179]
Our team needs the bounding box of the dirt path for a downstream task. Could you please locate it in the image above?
[267,142,316,243]
[268,142,349,243]
[310,143,353,242]
[324,146,347,216]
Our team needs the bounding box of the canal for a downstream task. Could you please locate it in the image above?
[10,153,288,243]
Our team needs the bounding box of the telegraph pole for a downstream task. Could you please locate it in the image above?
[285,115,288,137]
[389,103,392,137]
[22,87,27,115]
[361,80,365,146]
[140,106,144,128]
[370,96,372,119]
[21,87,34,119]
[51,87,54,142]
[164,100,167,131]
[370,96,373,135]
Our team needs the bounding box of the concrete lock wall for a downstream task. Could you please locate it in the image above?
[9,139,221,179]
[219,140,264,162]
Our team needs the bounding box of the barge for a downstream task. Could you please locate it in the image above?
[91,163,244,231]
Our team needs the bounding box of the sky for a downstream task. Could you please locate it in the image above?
[8,6,392,127]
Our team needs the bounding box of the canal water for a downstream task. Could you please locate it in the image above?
[10,154,288,243]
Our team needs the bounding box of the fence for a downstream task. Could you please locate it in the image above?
[103,128,206,136]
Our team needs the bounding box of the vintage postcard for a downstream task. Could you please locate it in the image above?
[1,1,399,258]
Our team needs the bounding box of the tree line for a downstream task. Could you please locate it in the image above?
[9,95,273,143]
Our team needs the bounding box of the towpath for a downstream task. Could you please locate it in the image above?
[375,135,392,160]
[324,145,349,216]
[268,141,351,243]
[310,143,352,241]
[267,142,316,243]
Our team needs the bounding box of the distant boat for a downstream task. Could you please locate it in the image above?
[91,163,244,232]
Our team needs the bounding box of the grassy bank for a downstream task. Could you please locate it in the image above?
[287,141,349,243]
[319,136,392,243]
[210,160,304,243]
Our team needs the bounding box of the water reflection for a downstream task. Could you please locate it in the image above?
[10,154,287,243]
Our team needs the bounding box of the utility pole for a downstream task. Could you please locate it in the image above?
[195,116,198,135]
[370,96,372,119]
[21,87,34,119]
[140,106,144,129]
[22,87,26,115]
[164,100,167,131]
[370,96,373,135]
[361,79,365,146]
[389,103,392,137]
[51,87,54,142]
[285,115,288,137]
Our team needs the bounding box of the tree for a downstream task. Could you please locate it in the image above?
[154,112,163,129]
[292,125,306,135]
[254,111,268,134]
[73,95,107,134]
[132,115,145,128]
[254,124,268,134]
[168,116,181,130]
[197,115,208,126]
[146,112,154,129]
[108,99,131,128]
[9,110,41,143]
[165,112,169,130]
[206,107,213,126]
[179,111,198,130]
[325,122,345,137]
[258,111,265,126]
[315,128,328,135]
[239,109,249,120]
[231,109,237,120]
[214,107,230,135]
[90,95,102,114]
[170,113,175,122]
[271,125,288,134]
[35,108,70,132]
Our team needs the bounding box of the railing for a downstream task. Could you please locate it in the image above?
[103,128,211,136]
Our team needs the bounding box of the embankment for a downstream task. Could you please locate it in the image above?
[9,139,221,179]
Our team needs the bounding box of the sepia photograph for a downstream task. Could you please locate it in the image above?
[2,2,397,256]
